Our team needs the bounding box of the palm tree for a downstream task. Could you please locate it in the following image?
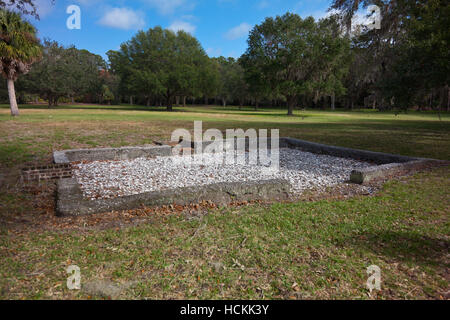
[0,9,41,116]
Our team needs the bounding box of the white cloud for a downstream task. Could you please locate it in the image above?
[99,8,145,30]
[145,0,186,15]
[168,20,196,34]
[225,22,252,40]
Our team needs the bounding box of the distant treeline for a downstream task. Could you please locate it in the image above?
[2,0,449,115]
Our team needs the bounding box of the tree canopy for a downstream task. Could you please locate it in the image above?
[2,3,448,114]
[333,0,450,111]
[0,0,54,19]
[241,13,350,115]
[0,8,41,116]
[108,27,209,111]
[20,40,109,106]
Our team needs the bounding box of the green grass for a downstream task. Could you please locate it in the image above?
[0,104,449,170]
[0,168,448,299]
[0,103,448,300]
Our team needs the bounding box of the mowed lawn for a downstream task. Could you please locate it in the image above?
[0,104,449,168]
[0,104,449,300]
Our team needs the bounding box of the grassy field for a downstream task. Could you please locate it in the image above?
[0,104,449,300]
[0,104,449,170]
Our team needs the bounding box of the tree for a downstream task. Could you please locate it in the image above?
[0,0,54,19]
[242,13,350,115]
[0,9,41,116]
[68,48,108,104]
[107,48,137,105]
[101,84,114,105]
[98,69,120,105]
[199,58,220,105]
[215,57,236,107]
[233,60,249,109]
[332,0,450,111]
[20,41,69,106]
[109,27,208,111]
[20,40,107,106]
[239,53,269,110]
[380,0,450,110]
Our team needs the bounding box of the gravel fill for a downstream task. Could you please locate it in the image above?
[73,149,375,200]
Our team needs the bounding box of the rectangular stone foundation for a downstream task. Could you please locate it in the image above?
[54,137,446,216]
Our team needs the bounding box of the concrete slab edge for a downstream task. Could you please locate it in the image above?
[56,178,291,217]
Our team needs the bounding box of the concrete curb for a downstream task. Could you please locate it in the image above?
[56,178,291,216]
[283,137,418,164]
[281,137,448,184]
[53,145,172,164]
[350,159,447,184]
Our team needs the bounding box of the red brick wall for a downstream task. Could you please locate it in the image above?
[22,164,73,181]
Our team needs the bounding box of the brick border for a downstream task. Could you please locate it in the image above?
[22,164,73,182]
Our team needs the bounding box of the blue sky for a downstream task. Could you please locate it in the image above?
[27,0,333,61]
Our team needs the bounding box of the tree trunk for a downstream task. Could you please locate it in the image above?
[447,85,450,112]
[204,96,208,105]
[48,96,58,108]
[7,79,19,117]
[183,96,186,108]
[287,95,296,116]
[313,91,319,105]
[175,96,180,106]
[331,93,336,111]
[222,98,226,107]
[429,92,433,109]
[301,96,306,110]
[166,95,173,111]
[345,19,352,38]
[438,87,444,110]
[255,100,259,111]
[129,96,133,105]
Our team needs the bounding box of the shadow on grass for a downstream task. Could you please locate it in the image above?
[0,104,317,118]
[197,107,311,117]
[0,104,187,113]
[341,230,449,267]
